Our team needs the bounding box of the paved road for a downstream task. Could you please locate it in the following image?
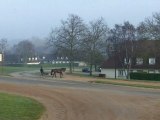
[1,71,160,97]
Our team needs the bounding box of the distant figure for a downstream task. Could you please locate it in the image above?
[40,66,44,76]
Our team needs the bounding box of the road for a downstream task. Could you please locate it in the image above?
[0,71,160,120]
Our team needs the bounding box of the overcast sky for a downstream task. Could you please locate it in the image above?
[0,0,160,43]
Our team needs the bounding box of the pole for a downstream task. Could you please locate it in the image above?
[114,38,117,79]
[114,50,117,79]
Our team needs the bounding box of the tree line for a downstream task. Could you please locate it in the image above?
[47,12,160,75]
[0,12,160,76]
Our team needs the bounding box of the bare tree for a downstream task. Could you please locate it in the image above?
[48,14,86,73]
[137,22,150,40]
[106,24,123,78]
[0,38,7,63]
[122,22,136,78]
[0,38,7,53]
[107,22,136,79]
[81,18,108,76]
[137,12,160,40]
[14,40,35,63]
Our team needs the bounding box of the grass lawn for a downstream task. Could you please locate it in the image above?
[0,64,70,76]
[0,93,45,120]
[0,66,38,76]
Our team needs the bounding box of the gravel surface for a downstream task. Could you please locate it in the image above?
[0,71,159,120]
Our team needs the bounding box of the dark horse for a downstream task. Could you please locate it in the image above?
[50,68,66,78]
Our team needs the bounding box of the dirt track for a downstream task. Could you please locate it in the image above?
[0,82,160,120]
[0,71,160,120]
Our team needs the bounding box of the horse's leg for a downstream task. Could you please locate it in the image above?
[52,71,56,78]
[50,70,53,78]
[53,72,55,78]
[55,72,57,78]
[60,72,63,78]
[60,72,61,78]
[52,72,54,78]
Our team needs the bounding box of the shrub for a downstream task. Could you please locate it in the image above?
[130,72,160,81]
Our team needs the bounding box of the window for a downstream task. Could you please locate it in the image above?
[124,58,131,65]
[136,58,143,65]
[149,58,155,65]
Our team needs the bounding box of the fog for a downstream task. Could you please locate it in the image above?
[0,0,160,45]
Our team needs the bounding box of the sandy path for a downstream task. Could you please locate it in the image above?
[0,83,160,120]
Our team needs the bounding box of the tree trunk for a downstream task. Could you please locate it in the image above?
[94,64,97,71]
[90,64,92,76]
[69,61,72,73]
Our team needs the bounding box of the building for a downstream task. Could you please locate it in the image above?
[101,40,160,79]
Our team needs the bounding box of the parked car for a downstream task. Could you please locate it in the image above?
[82,68,91,73]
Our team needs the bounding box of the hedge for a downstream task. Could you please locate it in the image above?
[130,72,160,81]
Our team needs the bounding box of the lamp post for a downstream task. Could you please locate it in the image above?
[114,43,117,79]
[108,40,117,79]
[114,50,117,79]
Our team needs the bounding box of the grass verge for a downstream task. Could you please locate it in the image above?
[0,93,45,120]
[94,80,160,89]
[0,66,37,76]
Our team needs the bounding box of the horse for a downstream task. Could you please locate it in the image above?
[51,68,65,78]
